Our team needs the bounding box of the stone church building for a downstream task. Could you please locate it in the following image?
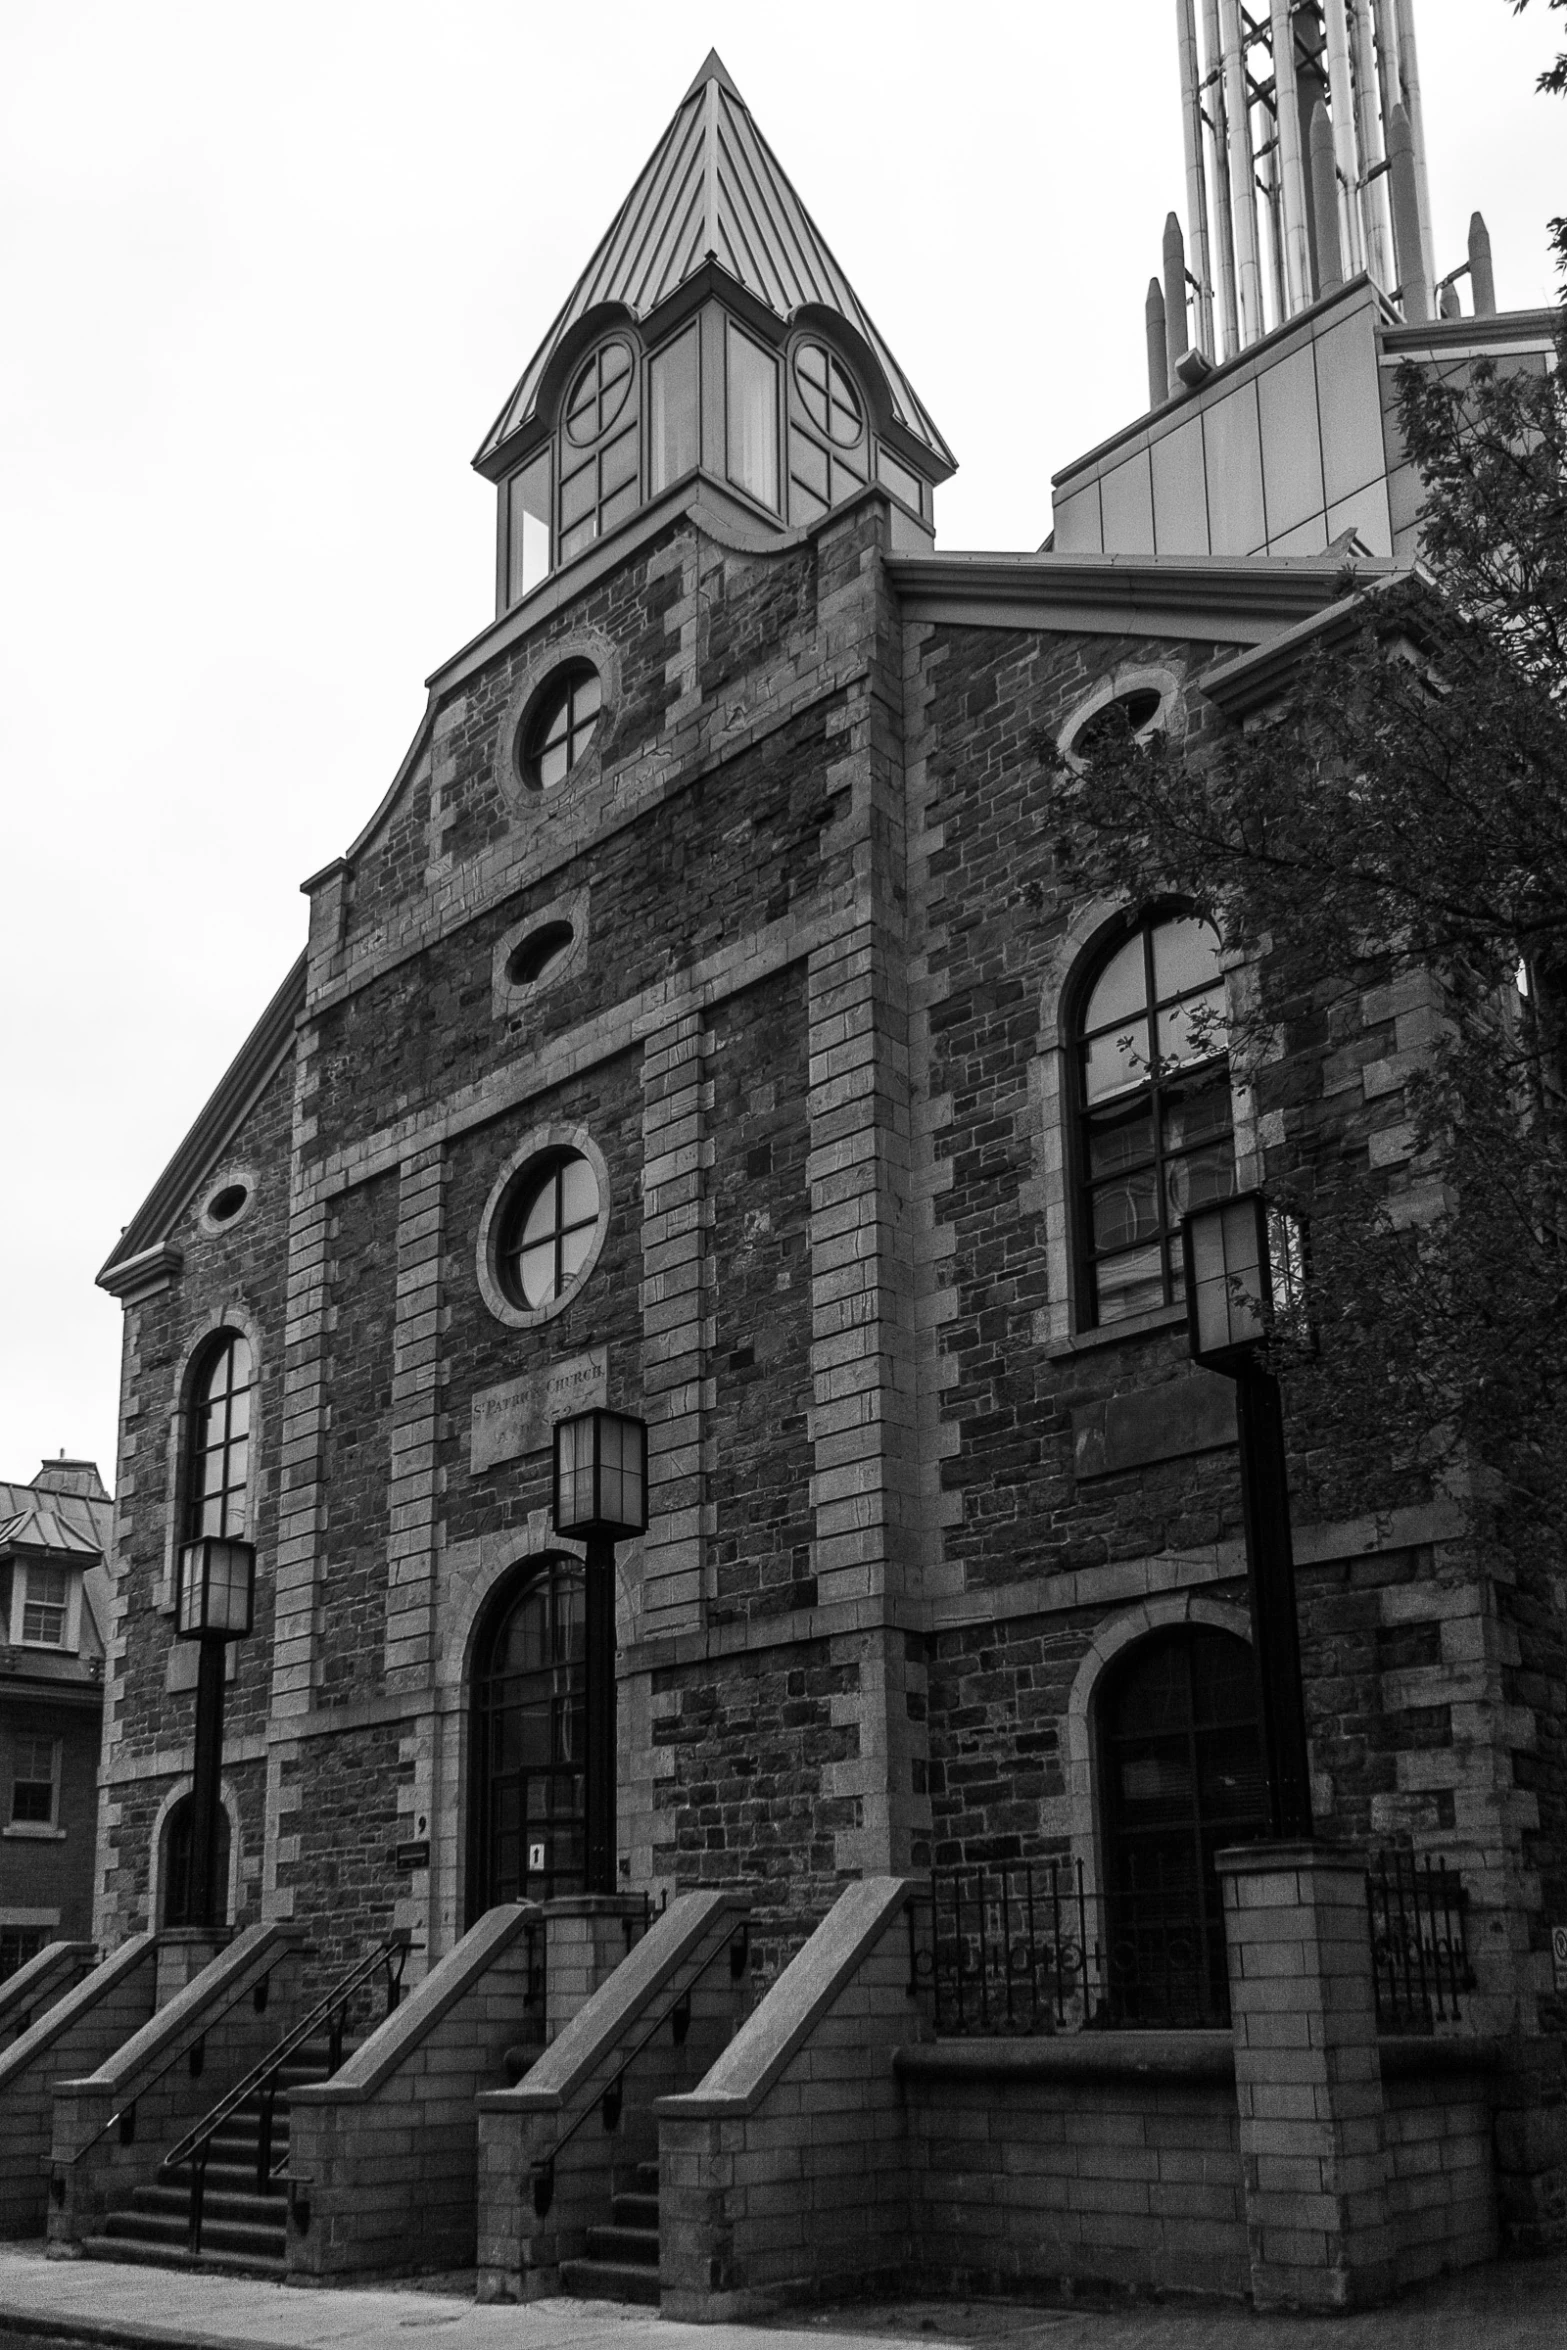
[33,20,1560,2309]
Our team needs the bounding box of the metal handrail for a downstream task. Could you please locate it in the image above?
[56,1945,291,2175]
[530,1918,748,2218]
[162,1929,409,2178]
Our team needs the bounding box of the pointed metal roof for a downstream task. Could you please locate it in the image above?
[476,53,954,474]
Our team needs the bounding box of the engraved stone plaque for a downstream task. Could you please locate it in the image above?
[469,1347,607,1473]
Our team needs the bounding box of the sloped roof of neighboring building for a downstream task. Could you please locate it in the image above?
[475,50,954,474]
[0,1477,112,1557]
[0,1500,104,1560]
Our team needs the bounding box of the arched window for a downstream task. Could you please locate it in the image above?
[787,338,867,526]
[187,1333,254,1541]
[469,1560,586,1918]
[1098,1624,1267,2024]
[558,339,640,563]
[1076,911,1234,1326]
[161,1793,233,1928]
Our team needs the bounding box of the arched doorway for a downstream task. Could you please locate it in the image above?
[1097,1624,1268,2023]
[468,1557,586,1920]
[160,1793,233,1928]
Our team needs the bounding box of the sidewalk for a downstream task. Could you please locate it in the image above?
[0,2244,1564,2350]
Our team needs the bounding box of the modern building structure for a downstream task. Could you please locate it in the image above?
[7,8,1560,2311]
[0,1461,110,1974]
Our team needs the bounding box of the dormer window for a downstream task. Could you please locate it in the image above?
[8,1561,78,1651]
[788,339,867,525]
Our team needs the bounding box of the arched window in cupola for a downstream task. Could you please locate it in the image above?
[787,337,868,526]
[558,338,641,563]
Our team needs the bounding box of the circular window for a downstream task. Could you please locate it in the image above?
[495,1151,602,1313]
[793,342,862,447]
[208,1183,248,1225]
[199,1172,256,1235]
[1072,687,1165,760]
[565,341,634,447]
[518,663,602,792]
[505,921,575,989]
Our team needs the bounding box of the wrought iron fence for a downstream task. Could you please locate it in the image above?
[1366,1849,1472,2032]
[910,1857,1231,2035]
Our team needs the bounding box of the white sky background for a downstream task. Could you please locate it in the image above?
[1,0,1561,1494]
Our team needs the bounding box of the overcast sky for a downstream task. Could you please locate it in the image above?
[2,0,1561,1496]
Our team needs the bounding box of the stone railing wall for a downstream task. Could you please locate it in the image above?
[0,1937,157,2239]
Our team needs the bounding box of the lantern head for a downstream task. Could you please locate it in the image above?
[175,1535,257,1641]
[1182,1193,1306,1371]
[552,1409,649,1540]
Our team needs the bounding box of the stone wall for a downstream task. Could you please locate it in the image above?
[0,1935,156,2238]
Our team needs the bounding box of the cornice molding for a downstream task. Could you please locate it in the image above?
[97,953,307,1294]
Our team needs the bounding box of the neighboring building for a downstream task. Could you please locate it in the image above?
[0,1460,110,1975]
[90,20,1563,2118]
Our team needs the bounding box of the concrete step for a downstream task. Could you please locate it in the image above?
[611,2191,659,2229]
[80,2235,285,2281]
[100,2211,285,2261]
[559,2257,661,2306]
[585,2223,658,2265]
[123,2183,283,2227]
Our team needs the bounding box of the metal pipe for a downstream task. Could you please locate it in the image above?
[1163,211,1189,386]
[1387,101,1429,319]
[1176,0,1217,350]
[1219,0,1264,345]
[1309,100,1345,295]
[1146,277,1169,410]
[1469,211,1496,315]
[1393,0,1436,303]
[1323,0,1366,275]
[1348,0,1394,290]
[1204,0,1241,355]
[1270,0,1312,314]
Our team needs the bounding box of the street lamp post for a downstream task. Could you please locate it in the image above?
[551,1408,648,1896]
[1182,1193,1314,1841]
[174,1533,256,1929]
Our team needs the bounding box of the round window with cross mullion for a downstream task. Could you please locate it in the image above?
[1078,913,1235,1326]
[496,1150,601,1313]
[518,663,602,792]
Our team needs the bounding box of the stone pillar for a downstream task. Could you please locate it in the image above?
[540,1894,650,2041]
[153,1926,230,2006]
[1217,1842,1392,2310]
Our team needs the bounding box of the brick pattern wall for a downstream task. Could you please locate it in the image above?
[649,1641,859,1973]
[903,2065,1248,2300]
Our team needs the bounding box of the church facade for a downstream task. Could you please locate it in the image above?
[93,39,1563,2111]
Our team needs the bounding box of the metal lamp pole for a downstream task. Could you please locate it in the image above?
[174,1534,257,1928]
[1182,1194,1314,1841]
[552,1408,649,1896]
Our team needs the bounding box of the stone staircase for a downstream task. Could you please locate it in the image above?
[81,2038,345,2275]
[559,2159,661,2304]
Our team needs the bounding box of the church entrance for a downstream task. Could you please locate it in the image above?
[468,1557,587,1919]
[1098,1624,1268,2023]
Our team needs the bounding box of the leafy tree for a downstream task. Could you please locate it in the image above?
[1054,85,1567,1557]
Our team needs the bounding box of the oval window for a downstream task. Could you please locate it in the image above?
[1072,687,1165,759]
[518,663,602,792]
[793,342,863,447]
[505,921,575,989]
[495,1151,602,1312]
[564,341,634,447]
[207,1183,249,1225]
